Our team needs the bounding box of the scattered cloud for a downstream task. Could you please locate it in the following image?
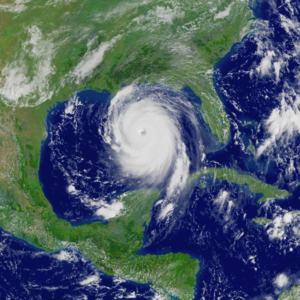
[45,0,76,6]
[266,213,293,240]
[256,51,276,77]
[214,3,233,20]
[0,0,30,13]
[0,25,55,107]
[95,200,124,220]
[257,93,300,156]
[79,274,100,286]
[150,6,185,24]
[215,190,230,212]
[71,35,121,84]
[274,273,289,288]
[158,203,174,220]
[53,250,79,262]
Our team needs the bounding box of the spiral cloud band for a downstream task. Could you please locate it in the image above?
[40,84,203,223]
[102,84,201,198]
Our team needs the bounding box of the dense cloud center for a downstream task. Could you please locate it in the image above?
[102,85,197,196]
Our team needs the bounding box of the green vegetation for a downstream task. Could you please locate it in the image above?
[279,286,300,300]
[0,98,289,298]
[0,101,200,299]
[252,218,272,225]
[0,0,255,144]
[248,140,256,156]
[0,184,199,299]
[200,182,206,189]
[0,1,257,297]
[188,168,290,202]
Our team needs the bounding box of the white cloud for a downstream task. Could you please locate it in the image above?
[158,203,174,220]
[266,213,294,240]
[132,5,185,29]
[127,292,137,298]
[79,274,100,285]
[257,94,300,156]
[283,212,292,223]
[215,190,229,212]
[45,0,76,6]
[155,199,163,206]
[71,35,121,83]
[274,273,289,288]
[256,51,276,77]
[103,84,194,196]
[151,6,185,24]
[53,250,79,262]
[96,0,153,22]
[0,25,55,107]
[152,293,166,300]
[226,200,234,215]
[67,185,77,194]
[0,0,30,13]
[214,3,233,20]
[267,216,285,239]
[279,13,296,34]
[95,200,124,220]
[166,142,190,197]
[72,42,110,81]
[113,276,126,286]
[64,92,83,115]
[274,61,281,83]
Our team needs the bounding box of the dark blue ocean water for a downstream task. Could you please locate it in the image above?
[38,85,214,225]
[0,228,158,300]
[2,0,300,298]
[141,0,300,298]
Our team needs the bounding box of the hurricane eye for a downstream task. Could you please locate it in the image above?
[139,129,146,136]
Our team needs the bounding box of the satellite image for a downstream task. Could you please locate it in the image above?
[0,0,300,299]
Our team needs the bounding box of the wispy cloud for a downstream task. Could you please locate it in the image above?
[0,0,30,13]
[0,25,55,106]
[71,35,121,84]
[257,93,300,156]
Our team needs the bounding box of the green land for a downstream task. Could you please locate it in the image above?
[248,140,256,156]
[188,168,290,202]
[252,218,272,225]
[0,0,261,298]
[279,286,300,300]
[0,97,199,300]
[0,168,199,300]
[0,96,291,298]
[0,0,255,144]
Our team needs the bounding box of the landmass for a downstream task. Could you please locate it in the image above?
[0,190,199,299]
[291,211,300,217]
[0,159,199,300]
[0,0,255,144]
[0,97,290,298]
[188,168,290,202]
[0,105,200,299]
[279,285,300,300]
[248,140,256,156]
[252,218,272,225]
[0,0,259,298]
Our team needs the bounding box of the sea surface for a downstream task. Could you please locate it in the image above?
[2,0,300,299]
[0,228,159,299]
[38,85,213,225]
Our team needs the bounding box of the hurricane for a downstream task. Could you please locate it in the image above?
[39,84,204,223]
[102,85,202,197]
